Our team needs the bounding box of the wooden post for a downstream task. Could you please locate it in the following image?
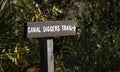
[47,39,54,72]
[39,38,54,72]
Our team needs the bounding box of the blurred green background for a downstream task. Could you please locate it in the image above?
[0,0,120,72]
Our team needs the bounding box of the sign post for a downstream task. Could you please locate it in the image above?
[25,20,76,72]
[39,38,54,72]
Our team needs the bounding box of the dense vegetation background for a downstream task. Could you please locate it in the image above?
[0,0,120,72]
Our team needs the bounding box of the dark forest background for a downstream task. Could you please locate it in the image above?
[0,0,120,72]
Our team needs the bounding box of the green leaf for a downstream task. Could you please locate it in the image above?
[0,0,7,12]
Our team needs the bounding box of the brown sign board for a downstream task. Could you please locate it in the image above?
[25,20,76,38]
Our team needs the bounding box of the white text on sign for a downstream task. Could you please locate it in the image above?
[28,25,76,33]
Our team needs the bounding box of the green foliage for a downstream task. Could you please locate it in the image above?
[0,0,120,72]
[55,0,120,72]
[0,0,40,72]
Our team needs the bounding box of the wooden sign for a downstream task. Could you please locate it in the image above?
[25,20,76,38]
[24,20,76,72]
